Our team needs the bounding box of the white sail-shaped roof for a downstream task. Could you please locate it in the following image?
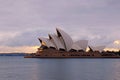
[71,43,82,50]
[38,37,56,48]
[49,34,65,50]
[56,28,73,51]
[90,46,105,52]
[75,40,88,51]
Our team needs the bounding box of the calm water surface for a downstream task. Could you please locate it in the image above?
[0,56,120,80]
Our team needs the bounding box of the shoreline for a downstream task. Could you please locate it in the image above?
[24,55,120,58]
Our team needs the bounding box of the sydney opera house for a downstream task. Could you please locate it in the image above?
[25,28,120,58]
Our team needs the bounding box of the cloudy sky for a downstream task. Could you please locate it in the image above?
[0,0,120,53]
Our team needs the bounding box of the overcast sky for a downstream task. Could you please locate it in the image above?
[0,0,120,52]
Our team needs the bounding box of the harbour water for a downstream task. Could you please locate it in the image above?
[0,56,120,80]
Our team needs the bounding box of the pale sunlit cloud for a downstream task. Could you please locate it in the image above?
[0,46,39,53]
[104,40,120,51]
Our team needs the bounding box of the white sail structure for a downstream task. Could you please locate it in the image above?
[38,37,56,48]
[74,40,88,51]
[71,43,82,51]
[90,46,105,52]
[38,28,90,52]
[56,28,73,51]
[49,34,65,50]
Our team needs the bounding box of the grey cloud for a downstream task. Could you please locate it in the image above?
[3,27,61,47]
[0,0,120,47]
[4,30,46,46]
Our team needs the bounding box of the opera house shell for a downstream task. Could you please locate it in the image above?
[90,46,106,52]
[38,28,104,52]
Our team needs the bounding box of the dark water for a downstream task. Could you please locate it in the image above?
[0,56,120,80]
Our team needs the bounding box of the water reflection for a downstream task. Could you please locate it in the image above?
[109,59,120,80]
[0,57,120,80]
[33,59,120,80]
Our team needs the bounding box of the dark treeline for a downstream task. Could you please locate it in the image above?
[107,50,120,55]
[101,50,120,56]
[0,53,26,56]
